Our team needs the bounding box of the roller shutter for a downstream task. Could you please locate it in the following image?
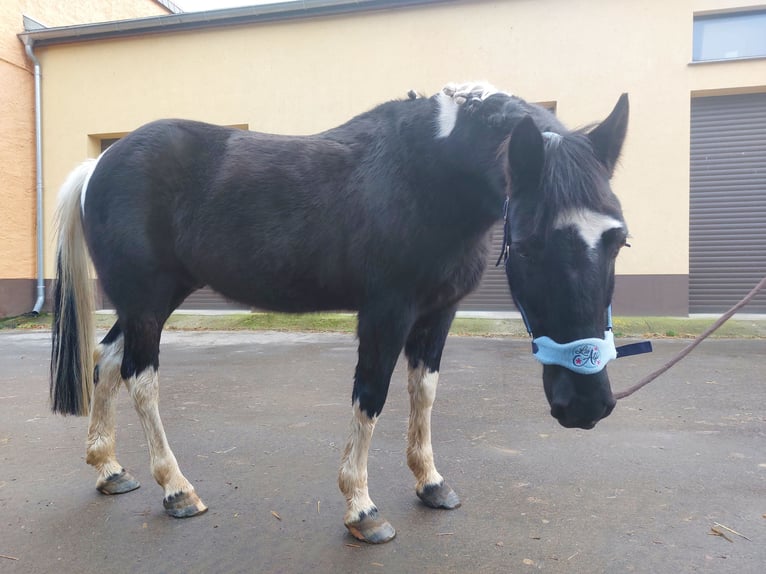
[689,93,766,313]
[459,221,515,311]
[178,288,250,311]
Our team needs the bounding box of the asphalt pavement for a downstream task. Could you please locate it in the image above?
[1,330,764,573]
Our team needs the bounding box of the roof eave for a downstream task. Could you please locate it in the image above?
[19,0,452,48]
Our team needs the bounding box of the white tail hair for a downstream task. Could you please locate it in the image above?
[50,159,97,416]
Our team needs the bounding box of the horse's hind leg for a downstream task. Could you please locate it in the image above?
[121,315,207,518]
[86,322,140,494]
[403,306,461,509]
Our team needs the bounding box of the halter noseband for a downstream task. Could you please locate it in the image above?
[496,196,651,374]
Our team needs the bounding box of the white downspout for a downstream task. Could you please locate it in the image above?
[24,40,45,315]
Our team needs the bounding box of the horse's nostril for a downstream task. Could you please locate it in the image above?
[550,402,566,420]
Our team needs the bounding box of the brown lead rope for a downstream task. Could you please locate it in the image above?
[614,275,766,401]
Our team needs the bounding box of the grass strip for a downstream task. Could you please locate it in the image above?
[1,312,764,339]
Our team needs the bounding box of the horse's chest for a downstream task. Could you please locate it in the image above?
[419,234,490,308]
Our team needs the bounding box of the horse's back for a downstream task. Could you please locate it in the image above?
[80,107,495,315]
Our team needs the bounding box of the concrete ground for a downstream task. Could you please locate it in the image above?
[1,330,764,573]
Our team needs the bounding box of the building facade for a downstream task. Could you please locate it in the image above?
[6,0,766,317]
[1,0,175,317]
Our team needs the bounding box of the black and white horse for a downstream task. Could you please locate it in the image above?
[51,82,629,544]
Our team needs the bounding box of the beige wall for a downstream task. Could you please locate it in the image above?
[0,52,35,280]
[30,0,766,285]
[0,0,169,315]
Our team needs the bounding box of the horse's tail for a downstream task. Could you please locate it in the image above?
[50,160,97,416]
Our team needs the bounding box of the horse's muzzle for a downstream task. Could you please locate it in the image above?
[543,365,616,430]
[550,397,615,429]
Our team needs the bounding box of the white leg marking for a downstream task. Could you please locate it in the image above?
[125,367,194,498]
[338,402,378,524]
[86,337,125,481]
[554,208,623,250]
[407,364,443,490]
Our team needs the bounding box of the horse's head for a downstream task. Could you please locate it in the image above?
[503,95,629,429]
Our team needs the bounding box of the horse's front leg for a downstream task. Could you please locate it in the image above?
[339,402,390,542]
[404,307,461,509]
[338,308,413,544]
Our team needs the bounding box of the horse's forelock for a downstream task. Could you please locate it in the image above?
[537,132,623,232]
[508,131,621,241]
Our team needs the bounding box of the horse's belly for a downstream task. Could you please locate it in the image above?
[201,266,358,313]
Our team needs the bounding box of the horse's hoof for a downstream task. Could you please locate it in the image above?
[96,469,141,495]
[163,490,208,518]
[417,480,461,509]
[345,509,396,544]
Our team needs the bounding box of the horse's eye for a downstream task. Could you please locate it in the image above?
[603,229,629,259]
[512,241,537,261]
[612,239,633,259]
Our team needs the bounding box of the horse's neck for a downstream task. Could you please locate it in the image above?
[325,97,506,210]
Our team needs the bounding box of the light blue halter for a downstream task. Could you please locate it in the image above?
[496,196,651,375]
[530,308,617,375]
[533,331,616,374]
[520,295,650,375]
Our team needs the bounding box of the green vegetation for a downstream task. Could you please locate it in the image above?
[1,312,764,339]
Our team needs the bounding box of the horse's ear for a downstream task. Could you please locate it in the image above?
[507,115,544,194]
[588,93,629,177]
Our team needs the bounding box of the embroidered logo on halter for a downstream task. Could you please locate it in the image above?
[572,343,602,369]
[532,331,617,375]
